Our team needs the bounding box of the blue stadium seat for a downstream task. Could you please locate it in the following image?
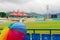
[32,33,40,40]
[52,34,60,40]
[42,34,51,40]
[24,33,30,40]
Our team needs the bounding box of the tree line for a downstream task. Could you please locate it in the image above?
[0,12,7,18]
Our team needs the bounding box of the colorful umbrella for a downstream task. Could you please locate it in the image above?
[9,22,26,34]
[0,22,26,40]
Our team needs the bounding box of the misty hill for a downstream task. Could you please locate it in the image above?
[25,12,44,18]
[5,12,60,18]
[5,12,44,18]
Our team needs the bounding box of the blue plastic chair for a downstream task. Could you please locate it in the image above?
[24,33,30,40]
[42,34,51,40]
[52,34,60,40]
[32,33,40,40]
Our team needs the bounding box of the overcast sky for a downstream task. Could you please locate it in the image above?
[0,0,60,14]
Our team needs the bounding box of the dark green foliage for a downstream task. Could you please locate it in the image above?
[0,12,6,18]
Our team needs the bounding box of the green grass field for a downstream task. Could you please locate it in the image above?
[0,21,60,29]
[24,21,60,29]
[24,21,60,34]
[0,21,60,34]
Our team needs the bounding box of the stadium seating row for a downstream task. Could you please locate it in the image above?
[24,33,60,40]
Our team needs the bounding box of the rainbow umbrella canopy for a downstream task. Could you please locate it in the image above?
[0,22,27,40]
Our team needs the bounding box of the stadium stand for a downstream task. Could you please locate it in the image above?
[42,34,51,40]
[32,33,40,40]
[24,33,30,40]
[52,34,60,40]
